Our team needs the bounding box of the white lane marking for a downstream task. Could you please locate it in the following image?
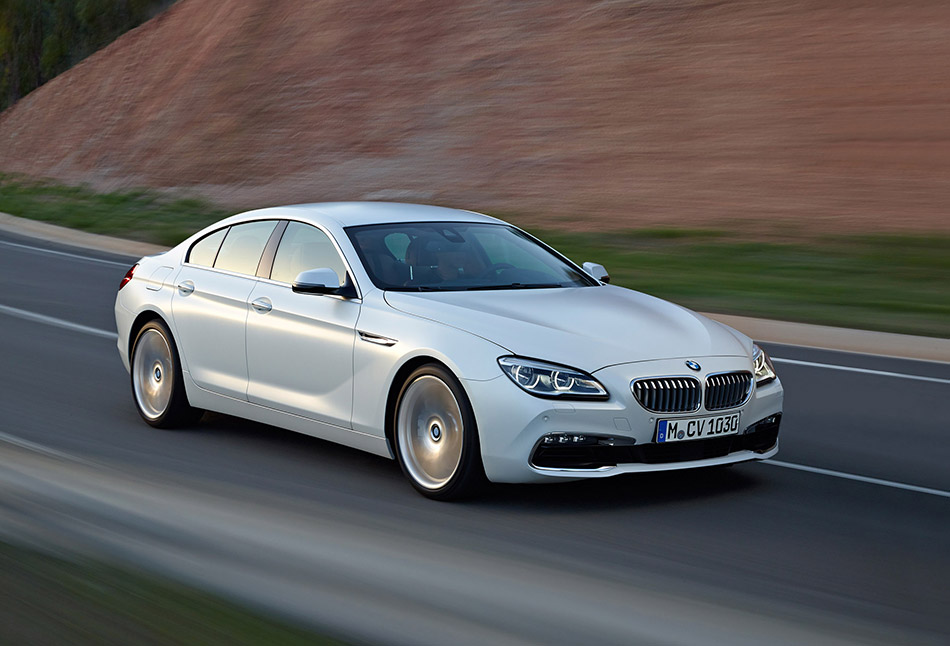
[763,460,950,499]
[0,431,88,463]
[772,357,950,385]
[0,239,131,268]
[0,304,117,340]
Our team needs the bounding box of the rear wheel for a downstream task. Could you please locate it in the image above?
[131,319,200,428]
[394,364,485,500]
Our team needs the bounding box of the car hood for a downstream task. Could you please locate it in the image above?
[384,285,751,372]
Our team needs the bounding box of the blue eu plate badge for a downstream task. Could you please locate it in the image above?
[657,420,668,443]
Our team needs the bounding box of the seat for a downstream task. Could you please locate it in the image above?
[404,237,441,285]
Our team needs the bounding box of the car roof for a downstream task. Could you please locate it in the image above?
[234,202,504,228]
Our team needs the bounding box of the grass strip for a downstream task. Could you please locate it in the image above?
[0,173,228,247]
[539,228,950,339]
[0,540,343,645]
[1,173,947,338]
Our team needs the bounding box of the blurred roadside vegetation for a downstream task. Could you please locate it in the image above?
[1,173,947,338]
[0,0,175,110]
[0,540,343,645]
[0,172,228,245]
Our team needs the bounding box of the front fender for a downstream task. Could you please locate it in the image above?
[350,290,507,443]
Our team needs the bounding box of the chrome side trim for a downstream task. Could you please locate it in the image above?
[358,330,397,346]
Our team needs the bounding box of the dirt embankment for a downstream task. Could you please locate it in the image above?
[0,0,948,233]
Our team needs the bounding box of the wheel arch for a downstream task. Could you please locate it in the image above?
[128,309,165,357]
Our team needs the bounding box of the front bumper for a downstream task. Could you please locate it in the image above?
[469,356,784,483]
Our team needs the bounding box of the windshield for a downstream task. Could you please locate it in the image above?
[346,222,597,291]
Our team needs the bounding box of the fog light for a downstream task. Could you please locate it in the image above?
[541,433,596,446]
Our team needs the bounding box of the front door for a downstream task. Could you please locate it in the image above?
[245,221,360,427]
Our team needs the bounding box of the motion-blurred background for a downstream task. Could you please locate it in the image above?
[4,0,950,232]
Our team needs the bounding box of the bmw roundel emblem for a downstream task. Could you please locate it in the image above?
[685,360,701,371]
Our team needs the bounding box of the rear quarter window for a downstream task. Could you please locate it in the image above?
[187,228,228,267]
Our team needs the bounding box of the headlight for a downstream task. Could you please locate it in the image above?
[498,357,608,399]
[752,344,777,385]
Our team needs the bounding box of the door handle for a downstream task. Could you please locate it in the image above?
[177,280,195,296]
[251,297,273,314]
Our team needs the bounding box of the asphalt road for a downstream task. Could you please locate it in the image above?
[0,230,948,645]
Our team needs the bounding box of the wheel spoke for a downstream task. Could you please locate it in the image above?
[132,329,173,420]
[397,375,464,490]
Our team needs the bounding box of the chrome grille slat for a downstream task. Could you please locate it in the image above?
[631,376,701,413]
[705,371,753,411]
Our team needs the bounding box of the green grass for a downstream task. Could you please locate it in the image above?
[0,173,947,337]
[537,228,950,338]
[0,173,228,247]
[0,541,344,645]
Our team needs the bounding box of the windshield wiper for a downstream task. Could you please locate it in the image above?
[397,285,450,291]
[465,283,565,291]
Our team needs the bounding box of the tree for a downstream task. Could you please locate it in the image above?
[0,0,174,111]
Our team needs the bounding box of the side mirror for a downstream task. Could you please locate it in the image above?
[582,262,610,284]
[292,268,342,294]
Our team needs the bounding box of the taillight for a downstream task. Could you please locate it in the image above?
[119,264,138,290]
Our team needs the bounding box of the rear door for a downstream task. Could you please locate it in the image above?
[172,220,278,399]
[245,221,360,427]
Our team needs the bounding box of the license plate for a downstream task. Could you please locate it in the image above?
[656,413,741,443]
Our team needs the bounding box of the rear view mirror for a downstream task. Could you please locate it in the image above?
[582,262,610,283]
[292,268,342,294]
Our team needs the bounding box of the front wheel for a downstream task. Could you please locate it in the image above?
[394,364,486,500]
[130,319,200,428]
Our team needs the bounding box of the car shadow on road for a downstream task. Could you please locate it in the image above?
[478,466,764,512]
[191,411,766,512]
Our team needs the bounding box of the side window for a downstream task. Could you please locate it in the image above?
[187,227,228,267]
[270,222,347,285]
[213,220,278,276]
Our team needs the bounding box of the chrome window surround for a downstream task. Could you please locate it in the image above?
[182,217,363,300]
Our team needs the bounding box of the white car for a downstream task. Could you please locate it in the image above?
[115,203,783,499]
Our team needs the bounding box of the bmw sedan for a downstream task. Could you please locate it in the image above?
[115,202,783,499]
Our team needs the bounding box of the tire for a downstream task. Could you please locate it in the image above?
[130,319,201,428]
[393,364,486,500]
